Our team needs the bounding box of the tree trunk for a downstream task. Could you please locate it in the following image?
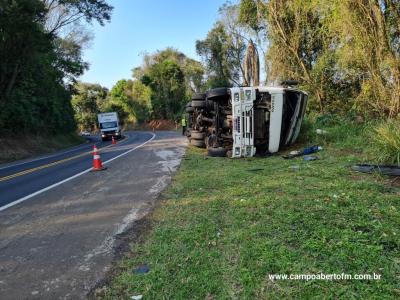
[5,63,19,97]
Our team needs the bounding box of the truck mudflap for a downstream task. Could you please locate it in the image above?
[231,88,256,158]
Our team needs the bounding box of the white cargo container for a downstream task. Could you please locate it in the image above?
[97,112,121,141]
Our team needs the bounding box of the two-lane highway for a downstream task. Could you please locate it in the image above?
[0,131,187,299]
[0,132,153,209]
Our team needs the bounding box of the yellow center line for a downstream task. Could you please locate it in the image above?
[0,136,130,183]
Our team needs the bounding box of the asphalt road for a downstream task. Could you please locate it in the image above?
[0,131,187,299]
[0,132,150,209]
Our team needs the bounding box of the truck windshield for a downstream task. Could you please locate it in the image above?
[100,121,117,129]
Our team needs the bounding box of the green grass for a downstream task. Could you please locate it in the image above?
[370,120,400,165]
[102,121,400,299]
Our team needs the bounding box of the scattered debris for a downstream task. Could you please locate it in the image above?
[148,120,177,130]
[304,156,319,161]
[351,164,400,176]
[316,129,327,135]
[290,165,300,172]
[131,295,143,300]
[246,168,264,172]
[134,264,150,274]
[283,146,323,159]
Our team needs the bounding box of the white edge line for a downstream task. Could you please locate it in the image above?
[0,133,156,212]
[0,141,93,171]
[0,134,131,172]
[0,134,132,171]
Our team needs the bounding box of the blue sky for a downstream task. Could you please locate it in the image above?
[79,0,229,89]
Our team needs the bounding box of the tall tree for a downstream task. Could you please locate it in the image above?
[243,39,260,86]
[133,48,203,120]
[0,0,113,135]
[197,2,261,87]
[71,82,107,130]
[332,0,400,117]
[239,0,342,113]
[42,0,113,34]
[146,60,186,119]
[238,0,400,117]
[196,22,238,87]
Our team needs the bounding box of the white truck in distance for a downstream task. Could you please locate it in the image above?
[97,112,122,142]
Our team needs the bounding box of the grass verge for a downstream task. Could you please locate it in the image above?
[102,120,399,299]
[0,132,85,164]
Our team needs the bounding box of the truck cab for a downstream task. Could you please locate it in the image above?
[230,86,308,158]
[97,112,122,142]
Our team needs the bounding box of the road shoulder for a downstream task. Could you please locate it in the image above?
[0,131,187,300]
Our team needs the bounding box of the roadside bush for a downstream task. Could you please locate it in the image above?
[297,113,382,157]
[370,120,400,165]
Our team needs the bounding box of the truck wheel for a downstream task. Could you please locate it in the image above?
[191,131,205,140]
[206,88,229,101]
[207,147,228,157]
[192,93,206,100]
[190,139,206,148]
[192,100,206,108]
[186,107,194,113]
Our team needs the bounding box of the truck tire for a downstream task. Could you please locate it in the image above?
[191,131,205,140]
[207,147,227,157]
[192,93,206,100]
[206,88,229,101]
[192,100,206,108]
[186,107,194,113]
[191,139,206,148]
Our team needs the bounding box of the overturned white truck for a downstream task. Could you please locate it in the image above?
[186,84,308,158]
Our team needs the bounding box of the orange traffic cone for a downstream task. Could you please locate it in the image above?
[92,145,106,171]
[112,136,116,145]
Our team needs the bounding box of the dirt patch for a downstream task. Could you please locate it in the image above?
[330,147,363,156]
[135,120,178,131]
[384,176,400,188]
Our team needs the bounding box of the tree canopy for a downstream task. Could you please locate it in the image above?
[0,0,113,135]
[133,48,205,120]
[238,0,400,117]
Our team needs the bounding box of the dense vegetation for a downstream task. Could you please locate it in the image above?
[0,0,112,135]
[94,0,400,129]
[1,1,398,162]
[239,0,400,118]
[72,48,205,129]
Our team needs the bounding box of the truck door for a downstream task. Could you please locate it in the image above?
[231,88,256,158]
